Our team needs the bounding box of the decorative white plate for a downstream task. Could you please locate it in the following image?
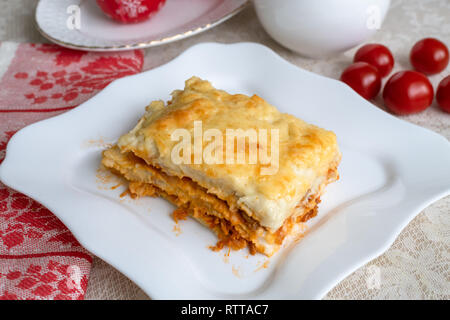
[35,0,248,51]
[1,43,449,299]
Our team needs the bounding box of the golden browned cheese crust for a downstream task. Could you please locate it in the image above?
[117,76,341,230]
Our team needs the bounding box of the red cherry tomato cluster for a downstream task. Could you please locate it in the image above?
[96,0,166,24]
[340,38,450,115]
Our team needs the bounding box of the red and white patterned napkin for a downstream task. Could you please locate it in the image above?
[0,42,144,300]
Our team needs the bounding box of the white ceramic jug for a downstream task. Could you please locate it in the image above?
[254,0,391,57]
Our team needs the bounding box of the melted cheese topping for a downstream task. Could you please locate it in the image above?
[118,77,341,230]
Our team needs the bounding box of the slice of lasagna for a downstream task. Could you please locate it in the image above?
[102,77,341,256]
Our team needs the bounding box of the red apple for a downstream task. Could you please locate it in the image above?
[96,0,166,24]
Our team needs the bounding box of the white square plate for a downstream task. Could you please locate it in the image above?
[1,43,449,299]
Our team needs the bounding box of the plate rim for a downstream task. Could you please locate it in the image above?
[1,42,449,299]
[35,0,249,52]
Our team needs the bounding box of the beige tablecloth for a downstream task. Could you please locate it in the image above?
[1,0,448,299]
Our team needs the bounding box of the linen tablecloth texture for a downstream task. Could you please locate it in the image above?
[0,0,449,299]
[0,42,144,299]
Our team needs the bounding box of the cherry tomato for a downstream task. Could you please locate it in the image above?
[354,44,394,78]
[410,38,449,75]
[436,75,450,113]
[383,71,434,115]
[340,62,381,100]
[96,0,166,23]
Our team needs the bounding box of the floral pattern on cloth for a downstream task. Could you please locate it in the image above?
[0,43,143,110]
[0,42,144,300]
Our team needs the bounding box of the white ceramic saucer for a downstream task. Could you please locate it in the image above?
[35,0,248,51]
